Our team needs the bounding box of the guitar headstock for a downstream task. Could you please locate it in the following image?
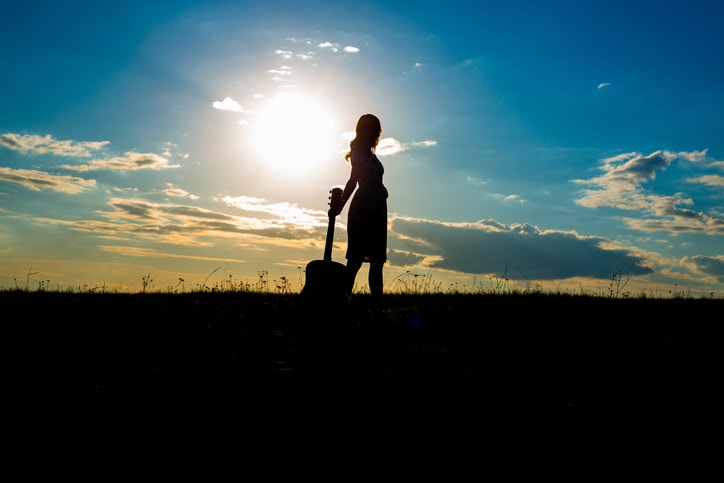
[329,187,343,214]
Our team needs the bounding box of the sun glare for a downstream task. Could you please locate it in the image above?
[251,93,337,174]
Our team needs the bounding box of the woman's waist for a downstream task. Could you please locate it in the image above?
[358,178,384,187]
[356,182,388,198]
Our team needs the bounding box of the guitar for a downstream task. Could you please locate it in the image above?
[299,187,350,315]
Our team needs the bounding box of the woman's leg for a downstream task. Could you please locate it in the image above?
[368,261,384,310]
[345,258,363,297]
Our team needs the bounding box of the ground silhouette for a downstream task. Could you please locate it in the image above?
[10,291,721,476]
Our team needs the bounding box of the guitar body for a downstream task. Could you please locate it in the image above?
[298,187,350,317]
[300,259,349,312]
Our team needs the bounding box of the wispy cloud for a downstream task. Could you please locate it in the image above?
[268,66,293,80]
[221,195,324,229]
[0,167,96,193]
[274,49,293,60]
[163,184,200,200]
[318,41,339,51]
[573,150,724,235]
[99,245,245,263]
[687,174,724,187]
[32,196,327,251]
[466,176,488,186]
[0,133,109,157]
[60,152,180,172]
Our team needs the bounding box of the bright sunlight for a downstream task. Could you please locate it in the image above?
[251,92,337,174]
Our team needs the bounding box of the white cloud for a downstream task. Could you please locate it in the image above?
[376,137,406,156]
[318,41,338,52]
[212,97,251,113]
[275,49,292,60]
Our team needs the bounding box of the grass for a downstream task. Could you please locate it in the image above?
[5,264,721,299]
[9,276,722,476]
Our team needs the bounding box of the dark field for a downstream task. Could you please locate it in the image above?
[10,291,722,475]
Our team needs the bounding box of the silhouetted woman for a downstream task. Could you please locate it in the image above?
[329,113,388,312]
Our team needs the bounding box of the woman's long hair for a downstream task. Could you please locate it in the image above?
[345,113,381,162]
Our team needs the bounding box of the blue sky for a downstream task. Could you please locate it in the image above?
[2,0,723,296]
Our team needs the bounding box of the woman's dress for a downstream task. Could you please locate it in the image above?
[345,150,388,264]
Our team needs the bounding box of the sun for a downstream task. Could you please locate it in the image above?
[251,92,338,174]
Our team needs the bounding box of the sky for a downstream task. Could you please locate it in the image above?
[1,0,723,297]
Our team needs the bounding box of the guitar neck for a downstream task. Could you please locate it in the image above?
[323,187,342,262]
[323,214,335,261]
